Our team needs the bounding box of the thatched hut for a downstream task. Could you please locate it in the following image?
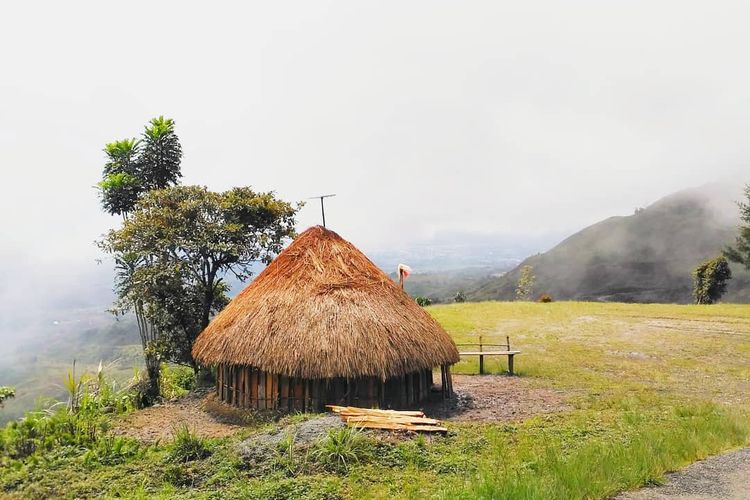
[192,225,459,411]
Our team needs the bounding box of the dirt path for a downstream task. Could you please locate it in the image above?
[615,448,750,500]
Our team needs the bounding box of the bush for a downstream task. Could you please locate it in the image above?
[160,364,196,400]
[0,387,14,408]
[453,291,466,303]
[538,294,553,303]
[168,424,211,463]
[415,296,432,307]
[311,426,372,472]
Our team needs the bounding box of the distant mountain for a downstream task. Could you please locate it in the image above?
[469,183,750,303]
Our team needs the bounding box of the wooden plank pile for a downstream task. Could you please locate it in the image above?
[327,405,448,433]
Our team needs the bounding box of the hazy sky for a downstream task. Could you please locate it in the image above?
[2,1,749,267]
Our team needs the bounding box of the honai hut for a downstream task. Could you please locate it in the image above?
[192,225,459,412]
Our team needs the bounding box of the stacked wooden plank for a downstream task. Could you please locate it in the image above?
[327,405,448,433]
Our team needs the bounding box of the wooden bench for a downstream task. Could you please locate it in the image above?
[457,336,520,375]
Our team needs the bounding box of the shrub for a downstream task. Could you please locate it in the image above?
[453,291,466,303]
[312,426,372,472]
[0,387,14,408]
[168,424,211,463]
[415,296,432,307]
[538,294,553,303]
[692,256,732,304]
[160,364,196,400]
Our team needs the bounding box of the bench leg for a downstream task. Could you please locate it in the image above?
[508,354,514,376]
[479,354,484,375]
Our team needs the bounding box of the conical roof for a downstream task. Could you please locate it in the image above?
[192,226,459,379]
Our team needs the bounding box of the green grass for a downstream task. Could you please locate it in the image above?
[1,302,749,499]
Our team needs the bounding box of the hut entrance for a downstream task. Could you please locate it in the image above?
[216,364,452,411]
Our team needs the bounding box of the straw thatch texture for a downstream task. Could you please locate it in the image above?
[192,226,459,380]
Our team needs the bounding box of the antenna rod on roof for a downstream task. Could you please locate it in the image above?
[308,194,336,228]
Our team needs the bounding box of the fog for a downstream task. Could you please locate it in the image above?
[2,2,750,348]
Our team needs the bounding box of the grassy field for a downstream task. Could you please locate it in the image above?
[2,301,749,499]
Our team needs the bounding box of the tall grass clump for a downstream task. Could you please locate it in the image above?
[168,424,211,463]
[312,426,372,472]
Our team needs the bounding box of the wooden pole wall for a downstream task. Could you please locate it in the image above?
[216,364,449,411]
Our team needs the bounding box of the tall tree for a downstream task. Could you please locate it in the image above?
[692,256,732,304]
[724,183,750,269]
[515,265,536,301]
[97,117,184,399]
[99,186,298,372]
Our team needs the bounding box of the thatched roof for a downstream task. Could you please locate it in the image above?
[192,226,459,379]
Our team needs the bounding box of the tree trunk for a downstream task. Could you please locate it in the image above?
[143,353,161,405]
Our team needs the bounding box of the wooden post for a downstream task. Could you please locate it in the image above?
[506,335,511,350]
[508,354,515,376]
[479,335,484,375]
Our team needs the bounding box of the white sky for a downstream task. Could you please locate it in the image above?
[1,1,749,265]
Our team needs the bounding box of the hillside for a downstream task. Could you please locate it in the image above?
[470,183,750,303]
[2,302,750,498]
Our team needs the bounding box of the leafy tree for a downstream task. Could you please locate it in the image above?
[453,291,466,303]
[139,116,183,190]
[415,296,432,307]
[97,117,183,218]
[99,186,298,376]
[97,117,184,398]
[692,256,732,304]
[515,265,536,301]
[98,139,142,218]
[724,183,750,269]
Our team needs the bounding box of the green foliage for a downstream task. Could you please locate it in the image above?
[139,116,183,190]
[692,256,732,304]
[168,424,211,463]
[453,291,466,303]
[98,172,141,217]
[516,265,536,301]
[273,430,308,476]
[97,117,183,217]
[415,296,432,307]
[0,387,14,408]
[159,364,196,400]
[538,293,553,303]
[0,367,135,462]
[724,183,750,269]
[311,427,372,473]
[99,185,298,367]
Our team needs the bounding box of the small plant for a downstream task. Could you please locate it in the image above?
[538,293,553,303]
[415,296,432,307]
[82,435,140,466]
[312,426,371,472]
[273,430,308,476]
[0,387,14,408]
[453,291,466,303]
[168,424,211,463]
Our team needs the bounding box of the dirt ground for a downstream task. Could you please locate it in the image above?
[114,375,569,442]
[615,448,750,500]
[427,374,570,421]
[113,389,247,443]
